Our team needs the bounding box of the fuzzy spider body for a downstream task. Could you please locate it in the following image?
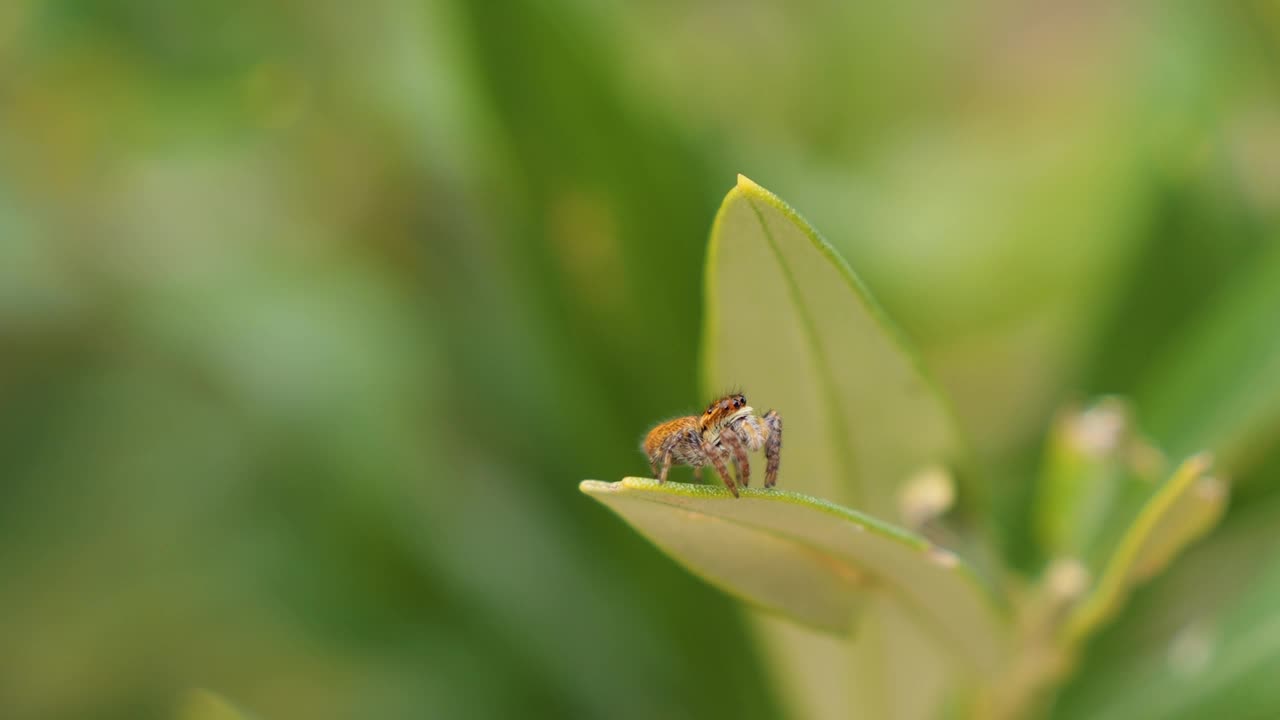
[641,393,783,498]
[641,416,708,469]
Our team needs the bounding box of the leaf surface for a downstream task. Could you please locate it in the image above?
[1139,242,1280,476]
[1065,453,1227,643]
[1053,531,1280,720]
[177,690,251,720]
[695,176,996,719]
[701,175,966,518]
[580,478,1007,671]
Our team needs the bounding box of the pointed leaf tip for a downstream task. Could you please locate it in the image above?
[701,173,982,720]
[579,479,616,495]
[703,175,966,516]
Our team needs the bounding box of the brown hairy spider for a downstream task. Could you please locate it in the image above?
[641,392,782,498]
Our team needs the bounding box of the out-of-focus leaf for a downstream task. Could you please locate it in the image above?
[1065,454,1227,644]
[1037,400,1134,556]
[701,174,966,520]
[1034,398,1167,573]
[177,690,250,720]
[700,175,982,720]
[982,455,1227,720]
[580,478,1008,669]
[1054,540,1280,720]
[1138,241,1280,476]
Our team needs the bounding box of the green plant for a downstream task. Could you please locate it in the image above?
[581,177,1248,720]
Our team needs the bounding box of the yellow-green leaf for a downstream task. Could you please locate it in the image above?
[698,175,989,720]
[1065,453,1228,643]
[1139,241,1280,476]
[701,175,966,519]
[580,478,1008,671]
[1034,397,1170,578]
[177,690,251,720]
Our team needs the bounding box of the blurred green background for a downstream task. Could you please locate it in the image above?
[2,1,1280,718]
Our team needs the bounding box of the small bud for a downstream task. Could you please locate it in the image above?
[899,465,955,530]
[1065,399,1128,457]
[1195,475,1228,503]
[1045,558,1091,602]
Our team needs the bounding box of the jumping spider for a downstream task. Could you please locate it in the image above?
[641,392,782,498]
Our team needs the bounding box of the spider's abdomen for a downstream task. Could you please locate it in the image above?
[643,415,699,460]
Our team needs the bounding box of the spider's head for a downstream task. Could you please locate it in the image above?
[700,392,752,430]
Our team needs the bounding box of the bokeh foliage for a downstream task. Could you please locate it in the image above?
[2,1,1279,718]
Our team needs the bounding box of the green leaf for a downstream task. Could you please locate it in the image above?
[1034,398,1167,573]
[1053,525,1280,720]
[1138,241,1280,477]
[579,478,1008,672]
[701,175,967,519]
[967,455,1226,720]
[697,175,988,720]
[1065,453,1227,644]
[177,690,251,720]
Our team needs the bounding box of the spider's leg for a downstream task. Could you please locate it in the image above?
[680,428,707,483]
[703,438,739,498]
[655,432,681,483]
[721,428,750,488]
[658,451,674,484]
[764,410,782,488]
